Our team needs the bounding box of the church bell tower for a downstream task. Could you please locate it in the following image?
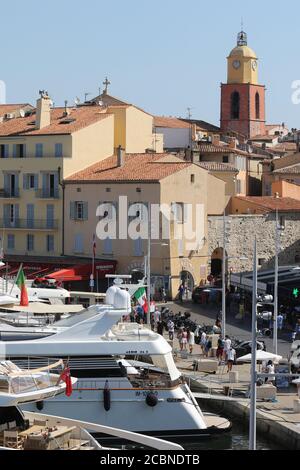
[220,31,266,139]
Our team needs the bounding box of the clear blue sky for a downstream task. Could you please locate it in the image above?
[2,0,300,127]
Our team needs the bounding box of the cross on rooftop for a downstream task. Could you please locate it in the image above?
[102,77,111,95]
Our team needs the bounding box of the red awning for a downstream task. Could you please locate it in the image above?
[46,262,116,282]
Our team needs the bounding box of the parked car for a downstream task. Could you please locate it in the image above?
[192,287,222,304]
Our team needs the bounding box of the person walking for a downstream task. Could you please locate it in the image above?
[177,327,184,351]
[266,360,275,385]
[204,337,212,358]
[216,336,224,364]
[200,331,207,355]
[153,308,161,329]
[187,328,195,355]
[157,320,164,336]
[226,346,236,373]
[178,283,185,303]
[181,328,188,352]
[167,319,175,341]
[223,335,232,361]
[277,313,284,331]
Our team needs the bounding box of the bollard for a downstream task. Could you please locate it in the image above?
[293,399,300,413]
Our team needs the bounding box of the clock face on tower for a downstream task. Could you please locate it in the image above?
[252,60,257,71]
[232,60,241,70]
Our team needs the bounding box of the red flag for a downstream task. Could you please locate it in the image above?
[59,366,72,397]
[15,268,29,307]
[92,234,96,258]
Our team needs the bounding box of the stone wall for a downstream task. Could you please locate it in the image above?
[208,213,300,274]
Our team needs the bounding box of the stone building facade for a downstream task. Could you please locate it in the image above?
[208,213,300,275]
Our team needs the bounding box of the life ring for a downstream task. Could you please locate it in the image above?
[36,401,44,411]
[145,393,158,407]
[103,380,111,411]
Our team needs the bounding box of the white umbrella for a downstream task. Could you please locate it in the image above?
[237,350,282,363]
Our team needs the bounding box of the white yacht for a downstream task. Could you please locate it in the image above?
[1,286,231,441]
[0,359,182,451]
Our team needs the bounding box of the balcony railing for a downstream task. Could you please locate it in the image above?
[35,189,60,199]
[0,189,20,198]
[0,219,59,229]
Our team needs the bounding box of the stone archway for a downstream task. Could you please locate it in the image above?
[211,247,226,277]
[180,270,195,293]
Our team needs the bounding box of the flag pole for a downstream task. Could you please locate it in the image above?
[9,263,23,295]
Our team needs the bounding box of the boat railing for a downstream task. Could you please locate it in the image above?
[2,358,66,395]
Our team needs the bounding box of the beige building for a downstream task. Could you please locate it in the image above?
[262,152,300,195]
[0,90,163,270]
[64,152,227,298]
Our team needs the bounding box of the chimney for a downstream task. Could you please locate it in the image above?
[211,134,220,146]
[228,137,237,149]
[117,145,124,167]
[36,90,51,129]
[185,146,192,162]
[63,100,70,117]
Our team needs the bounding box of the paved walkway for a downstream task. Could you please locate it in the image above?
[157,300,293,358]
[164,332,300,449]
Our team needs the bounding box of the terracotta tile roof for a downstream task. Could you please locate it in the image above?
[274,163,300,174]
[154,116,191,129]
[0,106,111,136]
[0,104,33,118]
[66,153,192,183]
[89,93,130,107]
[274,142,298,152]
[234,196,300,212]
[197,162,238,172]
[250,134,278,142]
[179,119,220,133]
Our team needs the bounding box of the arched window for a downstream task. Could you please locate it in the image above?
[231,91,240,119]
[255,92,260,119]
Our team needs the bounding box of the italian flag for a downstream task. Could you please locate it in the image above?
[133,287,148,313]
[16,268,29,307]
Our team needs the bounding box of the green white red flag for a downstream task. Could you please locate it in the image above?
[133,287,148,313]
[16,268,29,307]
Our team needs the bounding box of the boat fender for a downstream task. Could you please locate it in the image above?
[145,393,158,407]
[36,401,44,411]
[103,380,111,411]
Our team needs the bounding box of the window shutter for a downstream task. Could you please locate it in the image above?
[23,144,26,158]
[83,202,88,220]
[4,174,10,192]
[15,174,19,196]
[70,202,76,220]
[34,174,39,189]
[183,203,188,223]
[23,174,28,190]
[15,204,19,226]
[42,174,48,197]
[55,143,63,158]
[4,145,8,158]
[74,234,83,253]
[3,204,10,223]
[27,204,34,228]
[54,173,59,196]
[12,144,17,158]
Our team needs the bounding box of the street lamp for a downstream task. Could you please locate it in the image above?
[146,234,168,325]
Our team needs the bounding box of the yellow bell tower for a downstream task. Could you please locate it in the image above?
[227,31,258,85]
